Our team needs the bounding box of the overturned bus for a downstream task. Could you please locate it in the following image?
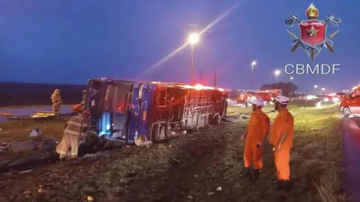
[86,78,228,144]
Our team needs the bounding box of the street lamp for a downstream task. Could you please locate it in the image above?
[290,77,294,81]
[251,61,257,91]
[188,33,199,85]
[275,70,281,89]
[314,85,318,89]
[321,88,326,91]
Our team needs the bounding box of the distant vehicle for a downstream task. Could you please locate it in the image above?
[340,86,360,117]
[237,89,282,105]
[86,78,228,144]
[314,93,343,104]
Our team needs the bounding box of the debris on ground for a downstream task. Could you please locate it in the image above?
[216,186,222,192]
[29,129,42,138]
[86,195,94,201]
[187,195,193,200]
[135,135,148,146]
[169,157,180,163]
[8,137,57,154]
[207,192,215,196]
[23,190,31,195]
[18,169,32,174]
[222,115,242,122]
[37,186,44,193]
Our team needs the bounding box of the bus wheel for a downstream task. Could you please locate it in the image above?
[342,107,352,117]
[212,114,221,125]
[152,124,166,141]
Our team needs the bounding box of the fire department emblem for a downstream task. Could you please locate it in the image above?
[285,3,341,60]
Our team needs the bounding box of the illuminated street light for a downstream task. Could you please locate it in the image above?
[290,77,294,81]
[251,61,257,91]
[321,88,326,91]
[188,33,200,85]
[275,70,281,89]
[275,70,281,76]
[314,85,318,89]
[188,33,200,45]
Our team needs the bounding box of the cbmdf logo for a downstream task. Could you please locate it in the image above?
[285,3,341,60]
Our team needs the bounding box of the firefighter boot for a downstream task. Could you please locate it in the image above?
[275,180,284,191]
[240,167,251,179]
[282,180,291,192]
[253,169,261,181]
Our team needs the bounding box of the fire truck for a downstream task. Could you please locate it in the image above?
[340,86,360,117]
[86,78,228,144]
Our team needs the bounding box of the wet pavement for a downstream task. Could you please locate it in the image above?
[0,106,72,123]
[342,117,360,202]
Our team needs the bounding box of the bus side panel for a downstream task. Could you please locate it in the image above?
[136,85,155,141]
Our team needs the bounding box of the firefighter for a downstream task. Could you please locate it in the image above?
[51,89,62,113]
[241,98,270,180]
[269,95,293,191]
[56,111,90,160]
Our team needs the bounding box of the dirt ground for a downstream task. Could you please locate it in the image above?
[0,105,345,202]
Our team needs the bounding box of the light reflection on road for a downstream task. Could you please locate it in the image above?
[0,106,72,123]
[342,117,360,202]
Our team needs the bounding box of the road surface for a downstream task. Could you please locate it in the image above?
[342,117,360,202]
[0,106,72,123]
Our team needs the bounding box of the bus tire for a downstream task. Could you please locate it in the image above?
[152,124,166,141]
[212,114,221,125]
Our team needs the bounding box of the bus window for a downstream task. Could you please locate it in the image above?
[103,83,132,113]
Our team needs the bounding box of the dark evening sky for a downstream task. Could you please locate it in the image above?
[0,0,359,92]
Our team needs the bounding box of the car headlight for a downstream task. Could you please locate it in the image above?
[306,95,317,100]
[324,98,329,102]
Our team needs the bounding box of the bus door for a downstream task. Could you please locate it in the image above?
[136,84,155,141]
[96,81,133,141]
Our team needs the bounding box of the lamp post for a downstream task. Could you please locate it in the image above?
[188,33,199,85]
[251,61,257,91]
[314,85,318,94]
[275,70,281,89]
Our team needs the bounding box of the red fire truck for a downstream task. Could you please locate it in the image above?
[340,86,360,117]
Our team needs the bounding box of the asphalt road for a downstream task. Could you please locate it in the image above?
[342,117,360,202]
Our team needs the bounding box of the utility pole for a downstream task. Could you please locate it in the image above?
[190,44,195,85]
[214,71,217,88]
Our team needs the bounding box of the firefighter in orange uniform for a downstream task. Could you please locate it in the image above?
[269,95,293,191]
[241,98,270,180]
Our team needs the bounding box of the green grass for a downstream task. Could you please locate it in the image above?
[228,105,345,202]
[0,105,345,202]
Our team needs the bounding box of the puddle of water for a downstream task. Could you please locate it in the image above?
[0,106,72,123]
